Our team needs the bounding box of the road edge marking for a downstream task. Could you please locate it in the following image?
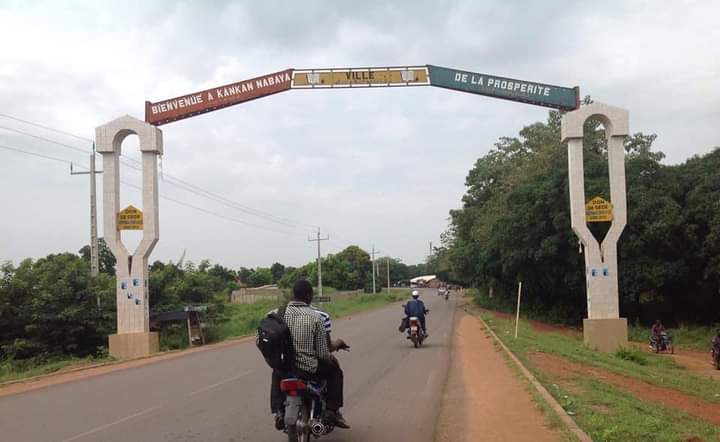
[476,314,593,442]
[60,404,161,442]
[189,370,253,396]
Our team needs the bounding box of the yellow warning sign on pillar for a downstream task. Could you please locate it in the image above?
[585,196,613,223]
[117,205,144,230]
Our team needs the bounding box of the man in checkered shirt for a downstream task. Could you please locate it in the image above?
[268,280,350,429]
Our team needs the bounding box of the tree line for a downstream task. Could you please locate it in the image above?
[438,99,720,325]
[0,242,426,364]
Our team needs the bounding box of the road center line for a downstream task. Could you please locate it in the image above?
[60,405,162,442]
[189,370,253,396]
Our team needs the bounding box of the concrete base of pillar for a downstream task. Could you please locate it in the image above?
[583,318,628,352]
[109,332,159,359]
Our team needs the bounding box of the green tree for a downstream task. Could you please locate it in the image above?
[0,254,114,360]
[270,262,286,283]
[247,267,273,286]
[443,99,720,326]
[78,238,116,275]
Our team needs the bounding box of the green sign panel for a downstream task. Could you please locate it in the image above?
[428,65,579,110]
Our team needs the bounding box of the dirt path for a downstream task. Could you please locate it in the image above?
[669,350,720,381]
[482,309,581,337]
[486,309,720,381]
[436,312,561,442]
[531,352,720,426]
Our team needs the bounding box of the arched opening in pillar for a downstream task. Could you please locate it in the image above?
[583,116,612,250]
[117,132,143,262]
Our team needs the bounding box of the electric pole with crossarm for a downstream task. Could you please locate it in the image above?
[70,144,103,278]
[308,228,330,297]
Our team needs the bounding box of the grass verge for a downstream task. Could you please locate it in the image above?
[216,290,408,341]
[0,355,112,384]
[474,305,720,441]
[489,335,581,442]
[472,288,719,351]
[629,323,719,351]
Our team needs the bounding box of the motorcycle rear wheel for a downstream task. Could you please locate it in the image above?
[286,403,310,442]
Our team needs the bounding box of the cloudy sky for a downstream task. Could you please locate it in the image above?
[0,0,718,269]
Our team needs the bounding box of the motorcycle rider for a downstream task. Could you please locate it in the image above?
[268,280,350,430]
[651,319,666,348]
[713,329,720,352]
[405,290,428,337]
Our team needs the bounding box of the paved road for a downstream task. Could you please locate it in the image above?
[0,289,456,442]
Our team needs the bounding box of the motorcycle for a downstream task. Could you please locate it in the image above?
[407,316,425,348]
[649,331,674,354]
[281,378,332,442]
[280,349,349,442]
[712,340,720,370]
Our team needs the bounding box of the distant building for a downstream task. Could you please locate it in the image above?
[410,275,439,288]
[230,285,282,304]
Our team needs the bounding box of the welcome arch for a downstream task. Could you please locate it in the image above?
[97,65,628,358]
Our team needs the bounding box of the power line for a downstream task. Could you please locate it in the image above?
[0,112,93,142]
[0,143,304,237]
[0,143,76,165]
[0,125,90,154]
[0,114,372,247]
[0,115,317,230]
[121,181,304,237]
[115,158,308,230]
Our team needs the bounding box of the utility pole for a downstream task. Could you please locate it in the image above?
[386,257,391,292]
[70,144,103,280]
[371,245,380,294]
[308,228,329,297]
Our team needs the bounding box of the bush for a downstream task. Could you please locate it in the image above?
[614,347,648,365]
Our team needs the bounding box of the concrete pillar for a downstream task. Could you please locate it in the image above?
[561,103,629,351]
[96,115,162,359]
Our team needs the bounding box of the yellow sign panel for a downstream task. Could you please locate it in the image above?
[585,196,613,223]
[292,67,429,88]
[118,205,144,230]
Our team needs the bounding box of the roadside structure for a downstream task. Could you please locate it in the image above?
[561,103,629,351]
[94,65,631,357]
[96,115,162,358]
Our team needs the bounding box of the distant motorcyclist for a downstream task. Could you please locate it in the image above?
[712,329,720,368]
[651,320,665,342]
[405,290,429,337]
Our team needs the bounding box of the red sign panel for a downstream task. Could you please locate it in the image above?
[145,69,293,125]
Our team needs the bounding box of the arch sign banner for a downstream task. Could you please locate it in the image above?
[292,66,429,88]
[145,69,293,125]
[427,65,579,110]
[145,65,579,126]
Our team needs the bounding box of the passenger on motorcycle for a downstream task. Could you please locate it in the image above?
[405,290,428,337]
[268,280,350,430]
[713,329,720,349]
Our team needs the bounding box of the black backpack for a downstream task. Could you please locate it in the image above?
[256,304,294,371]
